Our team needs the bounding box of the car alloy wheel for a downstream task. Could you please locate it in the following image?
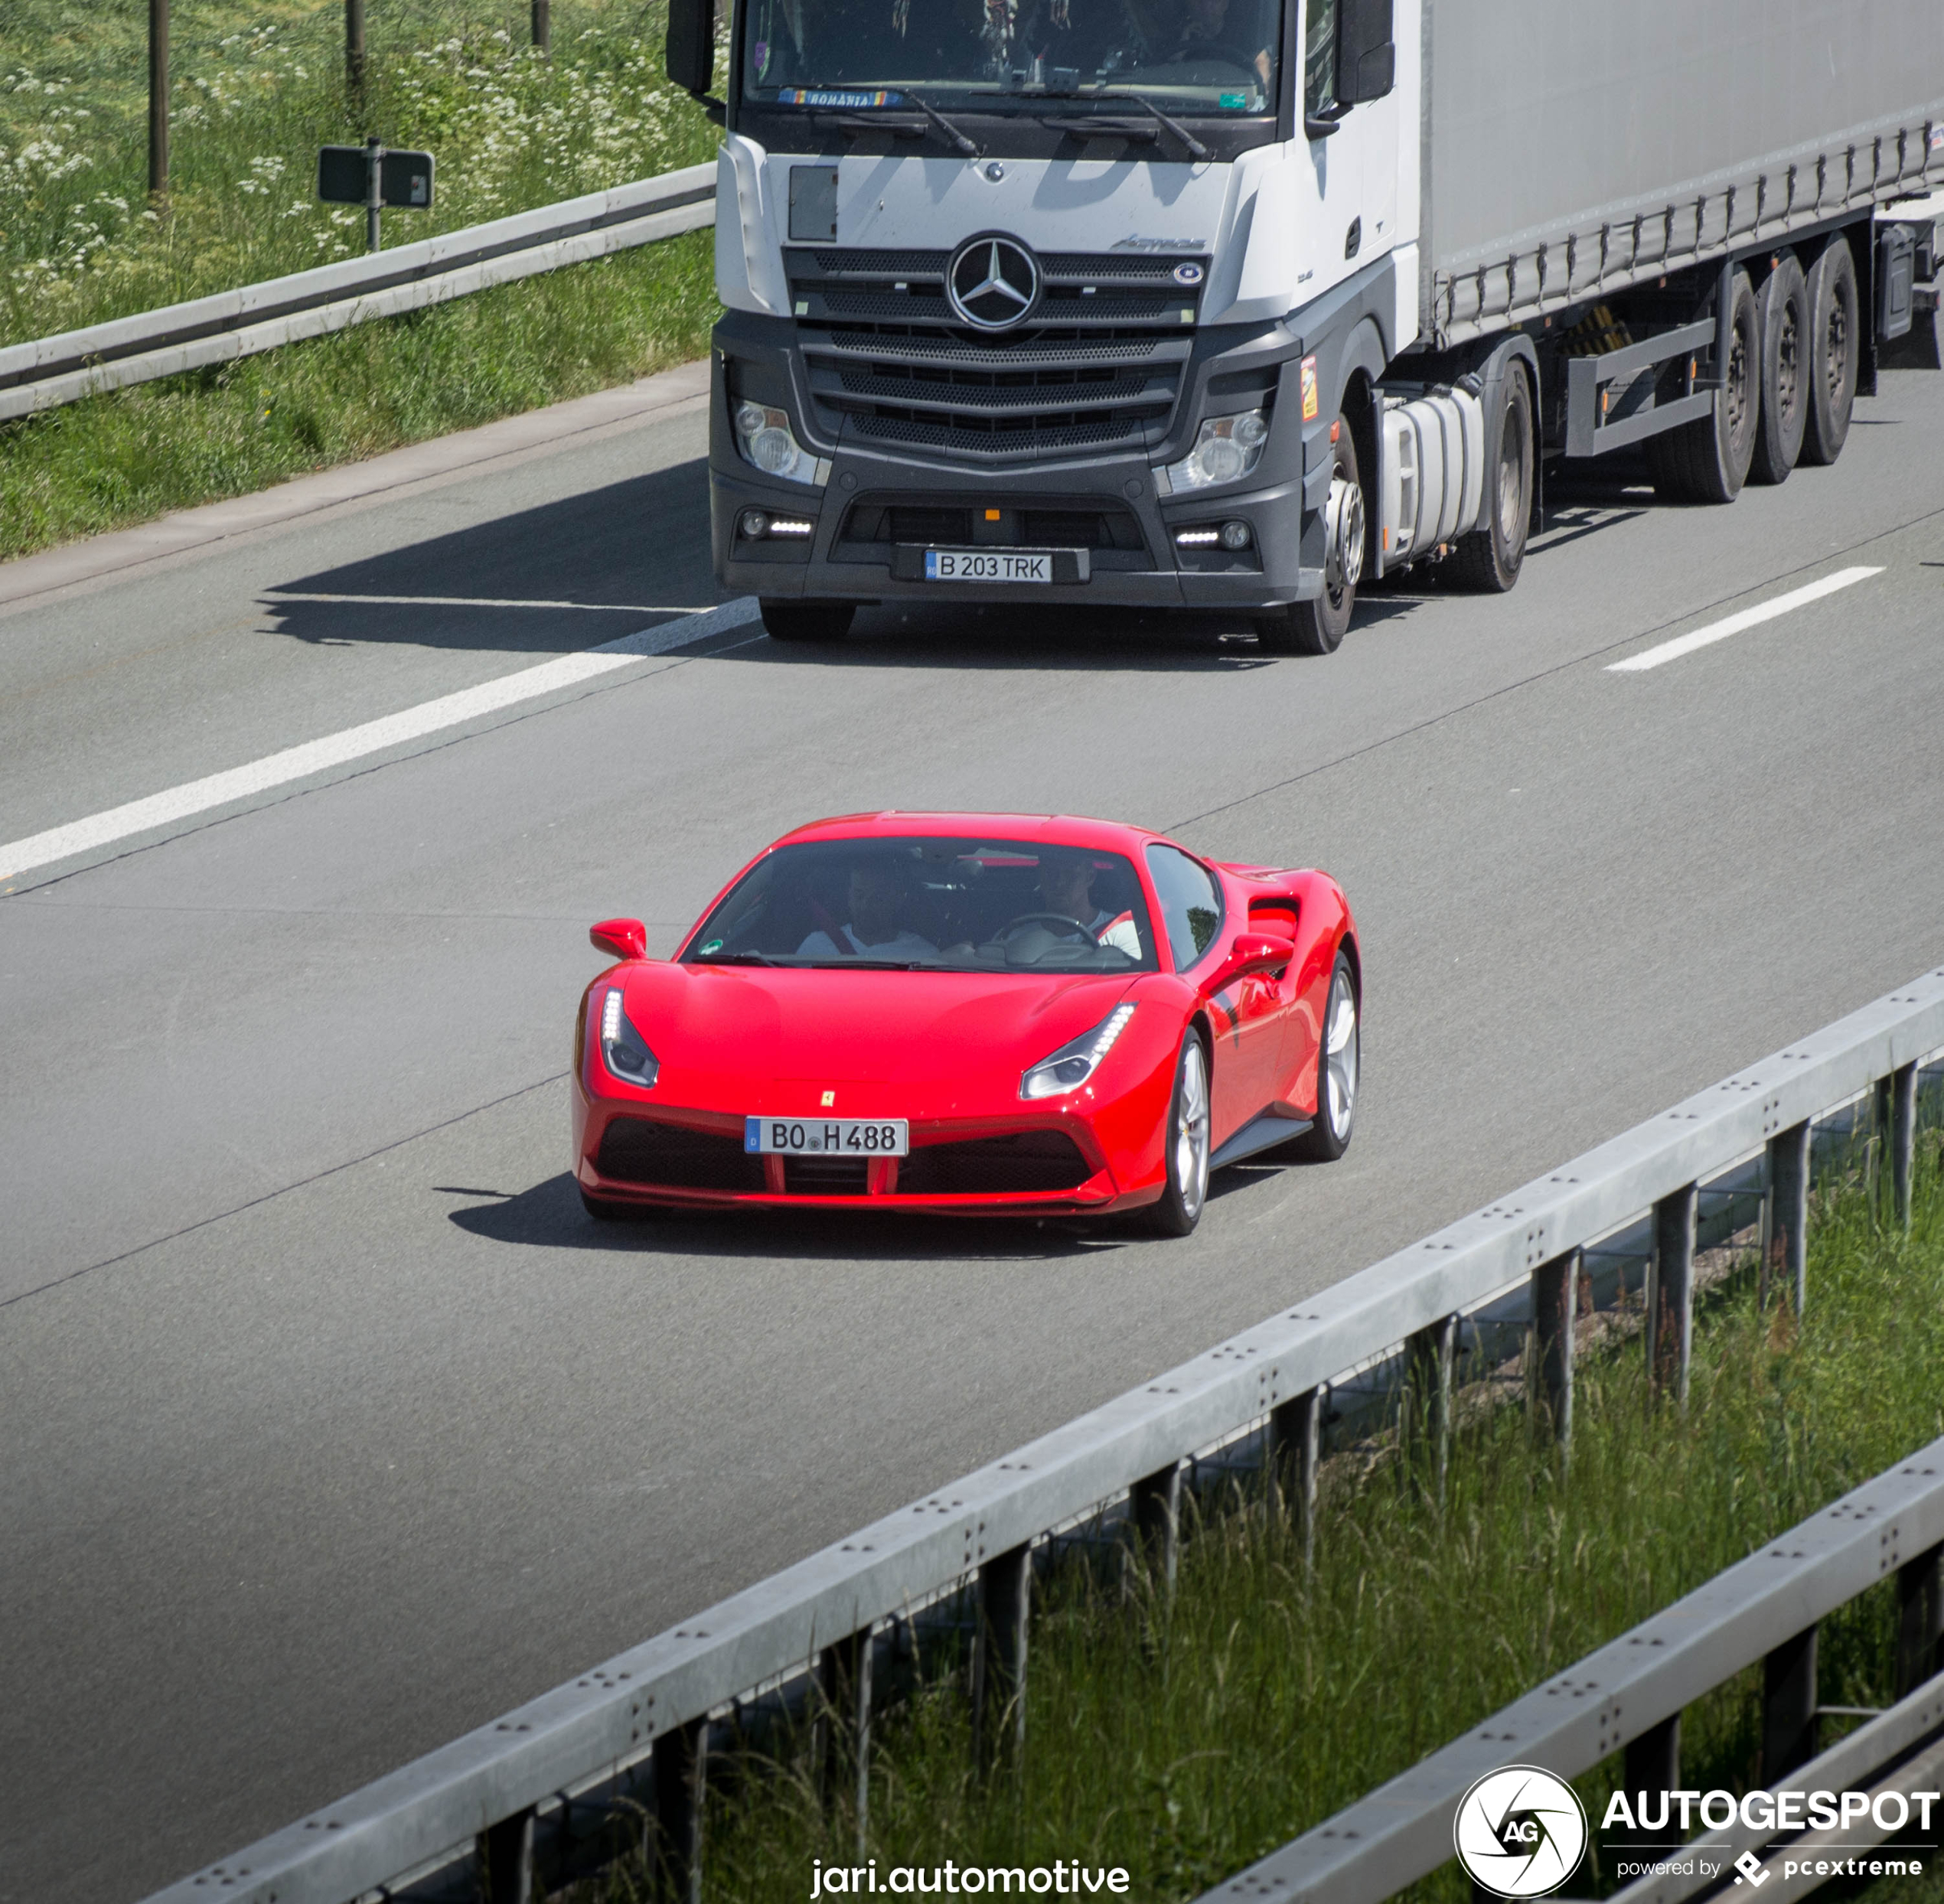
[1148,1031,1212,1235]
[1321,963,1359,1143]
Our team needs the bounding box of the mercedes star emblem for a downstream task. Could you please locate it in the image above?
[946,234,1040,331]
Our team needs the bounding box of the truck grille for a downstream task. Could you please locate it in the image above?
[788,246,1202,463]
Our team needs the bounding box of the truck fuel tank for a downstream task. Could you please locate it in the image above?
[1379,386,1486,567]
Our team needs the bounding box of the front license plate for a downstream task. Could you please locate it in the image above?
[924,549,1053,583]
[745,1117,909,1156]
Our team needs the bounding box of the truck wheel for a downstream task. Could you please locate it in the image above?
[1647,268,1759,504]
[1448,363,1534,592]
[760,600,855,641]
[1256,419,1361,655]
[1749,253,1809,484]
[1800,236,1860,467]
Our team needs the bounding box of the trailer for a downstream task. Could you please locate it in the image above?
[665,0,1944,647]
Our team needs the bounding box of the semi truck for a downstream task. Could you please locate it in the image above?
[665,0,1944,649]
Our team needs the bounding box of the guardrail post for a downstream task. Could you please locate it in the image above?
[1898,1542,1944,1696]
[1269,1387,1323,1566]
[1129,1460,1184,1596]
[1763,1625,1818,1780]
[652,1716,708,1904]
[1767,1121,1811,1313]
[1890,1062,1918,1233]
[1406,1315,1458,1496]
[1647,1188,1694,1407]
[1531,1253,1578,1449]
[817,1628,873,1854]
[973,1543,1031,1770]
[1618,1715,1681,1850]
[478,1808,534,1904]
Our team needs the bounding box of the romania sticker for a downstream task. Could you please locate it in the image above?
[1300,354,1319,421]
[777,88,902,107]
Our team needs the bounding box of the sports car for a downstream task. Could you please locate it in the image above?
[572,813,1359,1234]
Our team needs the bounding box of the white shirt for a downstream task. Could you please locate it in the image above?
[795,924,938,959]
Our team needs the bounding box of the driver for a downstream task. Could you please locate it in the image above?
[1036,850,1143,957]
[1166,0,1270,87]
[797,859,939,959]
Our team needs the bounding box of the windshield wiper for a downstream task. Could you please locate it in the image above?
[804,90,978,158]
[1099,90,1211,161]
[903,90,980,156]
[693,950,782,965]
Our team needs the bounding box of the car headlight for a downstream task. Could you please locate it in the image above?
[732,401,830,487]
[598,986,658,1087]
[1020,1003,1136,1100]
[1157,409,1270,493]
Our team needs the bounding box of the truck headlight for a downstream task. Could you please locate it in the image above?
[1158,409,1270,493]
[1020,1003,1136,1100]
[732,401,829,487]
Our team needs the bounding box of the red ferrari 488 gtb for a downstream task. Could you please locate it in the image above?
[572,813,1359,1235]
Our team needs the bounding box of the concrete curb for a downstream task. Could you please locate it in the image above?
[0,356,712,618]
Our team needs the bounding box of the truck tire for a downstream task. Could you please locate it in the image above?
[1256,420,1361,655]
[759,600,856,641]
[1748,253,1808,485]
[1448,362,1534,592]
[1646,268,1759,505]
[1800,236,1860,467]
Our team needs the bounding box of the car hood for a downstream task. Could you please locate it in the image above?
[614,963,1137,1112]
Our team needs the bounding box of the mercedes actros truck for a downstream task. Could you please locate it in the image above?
[664,0,1944,649]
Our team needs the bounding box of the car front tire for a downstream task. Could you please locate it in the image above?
[1147,1029,1212,1236]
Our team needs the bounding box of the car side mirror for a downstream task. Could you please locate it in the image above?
[1201,932,1297,996]
[1336,0,1394,104]
[590,918,648,962]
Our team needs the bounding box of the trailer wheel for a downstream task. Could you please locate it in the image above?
[1800,236,1860,467]
[1448,362,1534,592]
[1256,419,1360,655]
[1647,268,1759,504]
[1749,253,1809,484]
[759,600,856,641]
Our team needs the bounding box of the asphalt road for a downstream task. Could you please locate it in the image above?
[2,364,1941,1904]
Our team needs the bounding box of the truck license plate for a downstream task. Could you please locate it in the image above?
[745,1117,909,1156]
[924,549,1053,583]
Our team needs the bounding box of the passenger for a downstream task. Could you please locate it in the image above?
[797,860,939,959]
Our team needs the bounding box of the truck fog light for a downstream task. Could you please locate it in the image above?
[1160,409,1270,493]
[739,508,771,540]
[730,401,829,487]
[1219,519,1252,550]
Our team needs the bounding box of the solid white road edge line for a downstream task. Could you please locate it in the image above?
[1606,566,1884,673]
[262,592,718,613]
[0,597,762,885]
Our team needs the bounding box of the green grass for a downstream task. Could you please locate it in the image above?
[0,0,722,560]
[591,1137,1944,1903]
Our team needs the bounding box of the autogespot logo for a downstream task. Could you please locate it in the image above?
[1453,1765,1589,1899]
[946,234,1039,331]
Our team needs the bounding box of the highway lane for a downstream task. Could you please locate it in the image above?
[2,369,1942,1903]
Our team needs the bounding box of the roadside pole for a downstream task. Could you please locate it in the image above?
[148,0,168,197]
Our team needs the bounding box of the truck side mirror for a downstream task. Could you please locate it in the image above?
[666,0,716,97]
[1336,0,1394,104]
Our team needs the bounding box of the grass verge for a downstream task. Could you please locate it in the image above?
[0,227,715,561]
[589,1136,1944,1903]
[0,0,721,563]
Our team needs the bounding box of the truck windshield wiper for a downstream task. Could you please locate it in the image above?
[1098,90,1211,161]
[805,91,978,157]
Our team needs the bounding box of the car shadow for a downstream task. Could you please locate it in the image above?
[442,1174,1134,1260]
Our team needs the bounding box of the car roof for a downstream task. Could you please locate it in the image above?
[771,812,1167,854]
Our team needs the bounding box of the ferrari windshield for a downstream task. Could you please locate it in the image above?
[684,836,1160,973]
[740,0,1280,112]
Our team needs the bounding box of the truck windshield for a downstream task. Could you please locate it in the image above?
[740,0,1280,116]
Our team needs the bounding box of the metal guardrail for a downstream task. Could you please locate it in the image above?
[0,162,716,422]
[146,963,1944,1904]
[1205,1439,1944,1902]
